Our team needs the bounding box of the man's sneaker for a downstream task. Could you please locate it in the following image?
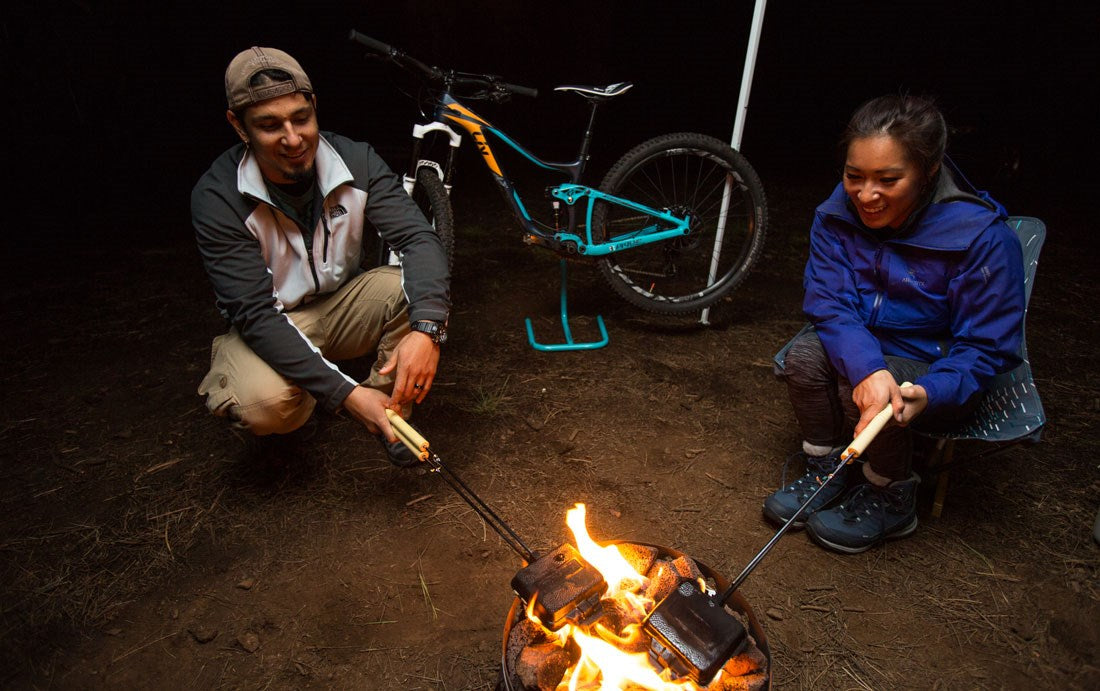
[762,450,850,528]
[380,420,423,468]
[805,474,920,554]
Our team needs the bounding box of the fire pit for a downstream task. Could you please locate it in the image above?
[384,416,771,687]
[496,508,771,690]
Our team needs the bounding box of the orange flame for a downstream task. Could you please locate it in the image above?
[527,503,711,690]
[566,504,646,597]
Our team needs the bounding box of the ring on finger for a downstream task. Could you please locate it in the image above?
[413,383,423,390]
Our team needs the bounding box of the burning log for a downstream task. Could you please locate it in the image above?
[643,555,705,604]
[594,599,647,652]
[517,640,577,691]
[616,543,659,576]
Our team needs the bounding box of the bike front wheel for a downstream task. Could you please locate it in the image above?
[411,167,456,271]
[593,132,767,314]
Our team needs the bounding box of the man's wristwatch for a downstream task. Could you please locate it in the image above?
[411,319,448,345]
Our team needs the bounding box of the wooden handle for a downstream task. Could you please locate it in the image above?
[385,409,429,461]
[843,381,912,460]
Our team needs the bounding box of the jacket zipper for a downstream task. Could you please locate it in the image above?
[868,245,884,327]
[275,206,319,293]
[249,191,322,294]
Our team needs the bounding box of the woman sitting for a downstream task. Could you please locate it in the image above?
[765,94,1025,554]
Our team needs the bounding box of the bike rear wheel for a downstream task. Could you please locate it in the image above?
[411,167,456,271]
[593,132,767,314]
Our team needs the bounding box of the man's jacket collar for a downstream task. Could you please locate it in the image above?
[235,133,354,205]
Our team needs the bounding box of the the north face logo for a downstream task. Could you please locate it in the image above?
[329,205,348,219]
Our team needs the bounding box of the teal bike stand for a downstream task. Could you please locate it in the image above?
[525,260,609,351]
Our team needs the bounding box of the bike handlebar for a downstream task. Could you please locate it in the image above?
[349,29,442,81]
[348,29,391,55]
[499,81,538,99]
[349,28,538,99]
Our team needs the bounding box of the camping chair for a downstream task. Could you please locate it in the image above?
[919,216,1045,517]
[772,216,1046,518]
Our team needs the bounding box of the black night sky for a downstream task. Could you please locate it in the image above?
[7,1,1095,251]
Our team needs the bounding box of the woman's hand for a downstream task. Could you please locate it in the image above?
[853,370,927,432]
[852,370,901,435]
[897,384,928,425]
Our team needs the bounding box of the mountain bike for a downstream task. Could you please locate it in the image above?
[349,30,767,350]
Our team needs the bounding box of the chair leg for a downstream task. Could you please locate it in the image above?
[931,439,956,519]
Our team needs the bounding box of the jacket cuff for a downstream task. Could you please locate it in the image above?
[844,356,889,390]
[328,380,359,414]
[408,306,450,324]
[913,374,947,416]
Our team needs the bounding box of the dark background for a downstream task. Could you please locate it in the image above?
[7,0,1095,251]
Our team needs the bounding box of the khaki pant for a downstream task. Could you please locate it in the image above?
[198,266,410,435]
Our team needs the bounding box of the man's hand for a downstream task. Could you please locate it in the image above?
[378,331,440,407]
[342,386,396,439]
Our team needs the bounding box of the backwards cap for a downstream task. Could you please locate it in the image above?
[225,46,313,110]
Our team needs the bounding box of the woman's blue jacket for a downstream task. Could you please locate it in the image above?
[803,165,1025,415]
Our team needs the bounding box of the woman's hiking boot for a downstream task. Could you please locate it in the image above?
[806,474,920,554]
[762,450,851,528]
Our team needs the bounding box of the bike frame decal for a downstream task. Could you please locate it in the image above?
[441,102,503,176]
[440,96,571,175]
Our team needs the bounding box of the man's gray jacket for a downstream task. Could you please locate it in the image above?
[191,131,450,412]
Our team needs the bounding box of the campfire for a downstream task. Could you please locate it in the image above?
[382,416,769,689]
[500,504,770,690]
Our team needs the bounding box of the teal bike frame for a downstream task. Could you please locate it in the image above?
[414,93,691,351]
[428,94,691,257]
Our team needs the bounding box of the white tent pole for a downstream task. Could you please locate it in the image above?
[731,0,767,151]
[701,0,767,325]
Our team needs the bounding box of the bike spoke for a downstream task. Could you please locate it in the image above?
[594,134,767,313]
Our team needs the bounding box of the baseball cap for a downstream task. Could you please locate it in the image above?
[225,46,313,110]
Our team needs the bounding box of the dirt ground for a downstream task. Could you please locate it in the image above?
[2,167,1098,690]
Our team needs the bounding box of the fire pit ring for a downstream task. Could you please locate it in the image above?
[496,541,771,690]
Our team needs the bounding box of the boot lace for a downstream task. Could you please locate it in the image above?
[837,482,909,524]
[779,452,841,500]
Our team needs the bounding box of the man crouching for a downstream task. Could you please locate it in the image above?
[192,46,450,465]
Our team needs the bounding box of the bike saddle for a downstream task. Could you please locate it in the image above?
[554,82,634,102]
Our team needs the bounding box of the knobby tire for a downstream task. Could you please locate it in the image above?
[411,167,456,271]
[593,132,768,315]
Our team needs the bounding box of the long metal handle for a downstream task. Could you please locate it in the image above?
[721,384,910,599]
[384,410,535,562]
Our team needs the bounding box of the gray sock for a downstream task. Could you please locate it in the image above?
[803,441,842,458]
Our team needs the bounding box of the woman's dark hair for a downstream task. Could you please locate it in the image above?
[839,94,947,181]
